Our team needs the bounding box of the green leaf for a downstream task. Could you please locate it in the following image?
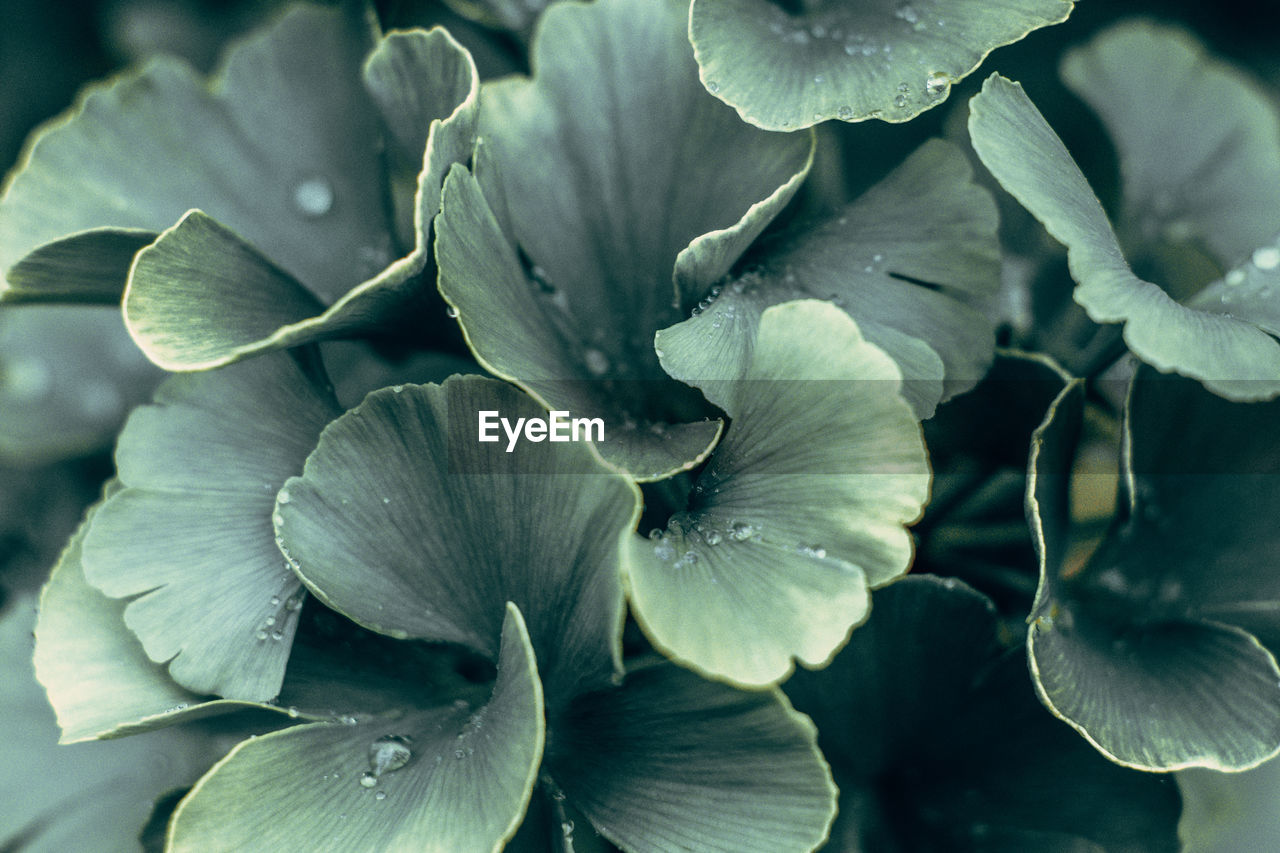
[3,594,216,853]
[4,230,155,304]
[275,376,641,706]
[436,163,725,481]
[968,74,1280,400]
[169,603,545,853]
[435,0,812,479]
[630,300,929,686]
[546,660,836,853]
[119,23,480,372]
[658,138,1000,418]
[0,305,161,465]
[785,575,1182,852]
[1031,614,1280,773]
[689,0,1074,129]
[0,5,386,303]
[34,490,374,741]
[1027,365,1280,771]
[79,352,340,702]
[123,211,326,371]
[1060,20,1280,269]
[362,26,481,253]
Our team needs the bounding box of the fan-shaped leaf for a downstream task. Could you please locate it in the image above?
[968,74,1280,400]
[435,0,812,478]
[630,300,929,686]
[79,352,340,701]
[689,0,1074,129]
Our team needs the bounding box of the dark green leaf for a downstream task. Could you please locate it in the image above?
[786,575,1182,852]
[547,660,836,853]
[1027,365,1280,770]
[275,376,641,706]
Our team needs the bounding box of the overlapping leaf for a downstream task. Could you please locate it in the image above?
[77,351,340,702]
[968,74,1280,399]
[2,595,219,853]
[785,575,1182,852]
[1060,20,1280,270]
[435,0,813,479]
[631,300,930,686]
[271,374,837,849]
[2,6,479,371]
[275,375,638,704]
[689,0,1074,129]
[660,138,1000,418]
[1027,365,1280,771]
[169,604,545,853]
[0,5,382,300]
[546,660,836,853]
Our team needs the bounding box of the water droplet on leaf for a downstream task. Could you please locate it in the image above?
[369,734,413,776]
[1252,245,1280,271]
[293,177,335,218]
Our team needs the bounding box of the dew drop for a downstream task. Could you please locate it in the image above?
[583,348,610,376]
[270,596,281,607]
[293,177,335,218]
[924,72,951,99]
[277,489,291,505]
[2,358,53,401]
[445,305,459,319]
[706,80,720,94]
[271,630,284,641]
[894,94,909,109]
[359,772,378,788]
[287,706,300,718]
[255,630,269,641]
[799,544,827,559]
[374,791,387,801]
[837,105,854,120]
[369,734,413,776]
[454,749,467,760]
[703,530,723,546]
[1225,269,1247,286]
[1252,245,1280,271]
[813,74,825,85]
[729,522,755,542]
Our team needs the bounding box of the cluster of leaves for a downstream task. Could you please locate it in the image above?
[3,0,1280,850]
